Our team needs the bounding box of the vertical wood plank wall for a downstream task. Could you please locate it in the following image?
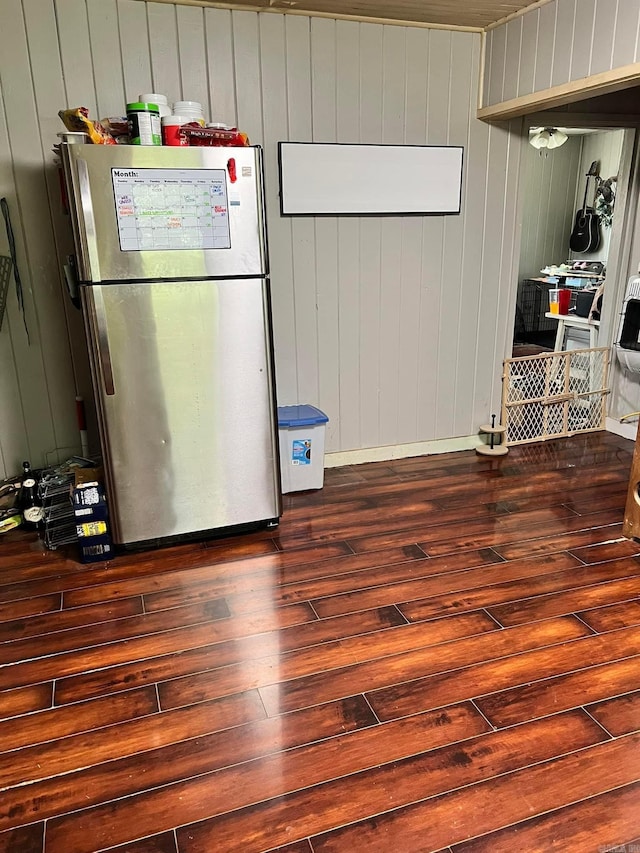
[518,129,625,286]
[518,136,581,282]
[569,130,625,265]
[484,0,640,108]
[481,0,640,438]
[0,0,523,472]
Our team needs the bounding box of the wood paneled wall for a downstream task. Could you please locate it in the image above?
[519,136,581,281]
[0,0,523,473]
[482,0,640,434]
[569,129,625,265]
[484,0,640,108]
[519,129,625,286]
[0,1,90,480]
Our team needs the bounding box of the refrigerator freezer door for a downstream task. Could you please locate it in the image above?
[82,279,281,545]
[62,145,267,282]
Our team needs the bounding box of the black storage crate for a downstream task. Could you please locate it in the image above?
[517,280,558,334]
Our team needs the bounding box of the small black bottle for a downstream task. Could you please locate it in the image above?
[20,475,44,531]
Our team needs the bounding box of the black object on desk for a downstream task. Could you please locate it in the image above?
[517,279,560,336]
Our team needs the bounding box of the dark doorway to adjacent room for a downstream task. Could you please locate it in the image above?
[513,127,623,358]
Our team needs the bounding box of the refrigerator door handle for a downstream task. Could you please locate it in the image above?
[76,158,101,282]
[93,285,115,396]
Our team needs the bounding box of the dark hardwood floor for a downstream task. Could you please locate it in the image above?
[1,431,640,852]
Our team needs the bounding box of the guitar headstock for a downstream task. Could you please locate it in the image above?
[587,160,600,177]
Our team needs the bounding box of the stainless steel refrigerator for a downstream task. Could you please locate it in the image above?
[60,143,281,547]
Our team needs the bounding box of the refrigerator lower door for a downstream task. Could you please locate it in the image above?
[82,279,281,545]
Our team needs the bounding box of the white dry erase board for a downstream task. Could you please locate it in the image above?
[278,142,464,216]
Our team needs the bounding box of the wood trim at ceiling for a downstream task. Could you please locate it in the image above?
[139,0,484,30]
[478,62,640,121]
[528,112,640,129]
[478,31,487,116]
[485,0,554,31]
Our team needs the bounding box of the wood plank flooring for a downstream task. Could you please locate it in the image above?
[1,431,640,852]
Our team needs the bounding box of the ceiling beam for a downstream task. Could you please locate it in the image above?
[137,0,483,30]
[527,112,640,129]
[478,62,640,121]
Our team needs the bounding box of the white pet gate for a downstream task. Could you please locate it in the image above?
[502,347,610,445]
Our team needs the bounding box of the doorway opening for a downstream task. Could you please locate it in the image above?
[513,125,624,358]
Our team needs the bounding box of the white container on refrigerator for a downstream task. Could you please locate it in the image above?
[60,144,282,547]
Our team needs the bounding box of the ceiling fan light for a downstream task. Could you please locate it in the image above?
[547,129,568,149]
[530,129,550,149]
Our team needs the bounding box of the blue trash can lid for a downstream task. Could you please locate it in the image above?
[278,404,329,427]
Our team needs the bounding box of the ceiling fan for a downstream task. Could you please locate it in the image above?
[529,127,569,150]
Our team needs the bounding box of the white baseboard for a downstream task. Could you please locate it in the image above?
[606,417,637,441]
[324,434,483,468]
[325,423,635,468]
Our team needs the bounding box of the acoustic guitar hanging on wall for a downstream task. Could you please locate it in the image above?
[569,160,601,254]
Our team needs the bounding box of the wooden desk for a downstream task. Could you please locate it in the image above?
[544,312,600,351]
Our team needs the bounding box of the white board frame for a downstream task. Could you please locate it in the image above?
[278,142,464,216]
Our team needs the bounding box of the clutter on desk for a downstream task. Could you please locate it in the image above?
[517,258,605,344]
[537,260,604,319]
[541,260,605,285]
